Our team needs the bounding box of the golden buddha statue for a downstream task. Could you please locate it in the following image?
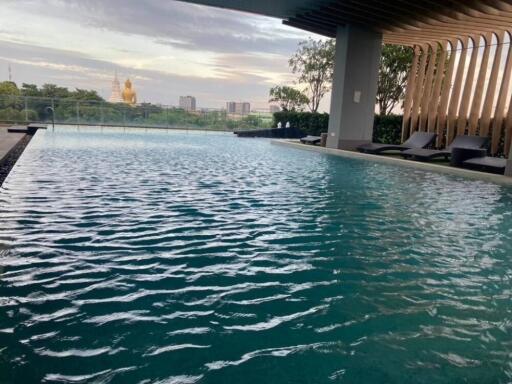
[122,78,137,105]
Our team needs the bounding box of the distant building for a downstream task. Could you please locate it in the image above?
[108,72,123,103]
[179,96,196,112]
[269,105,281,113]
[226,101,250,115]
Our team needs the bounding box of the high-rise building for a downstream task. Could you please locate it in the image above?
[179,96,196,112]
[226,102,236,114]
[226,101,250,115]
[109,71,123,103]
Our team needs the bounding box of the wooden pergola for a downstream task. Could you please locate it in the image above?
[284,0,512,156]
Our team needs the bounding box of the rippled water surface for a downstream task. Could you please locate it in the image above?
[1,127,512,383]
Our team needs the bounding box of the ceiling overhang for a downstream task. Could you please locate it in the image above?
[175,0,331,19]
[177,0,512,46]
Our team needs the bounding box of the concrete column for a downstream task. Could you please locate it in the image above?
[506,144,512,177]
[327,25,382,150]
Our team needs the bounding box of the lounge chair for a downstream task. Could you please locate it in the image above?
[300,135,321,145]
[357,132,436,154]
[401,135,488,161]
[463,156,507,174]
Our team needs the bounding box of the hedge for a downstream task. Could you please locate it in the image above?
[273,112,329,137]
[373,114,403,145]
[273,112,403,145]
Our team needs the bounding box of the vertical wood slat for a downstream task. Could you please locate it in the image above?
[447,37,469,145]
[468,33,493,136]
[456,35,479,136]
[437,39,458,147]
[427,41,448,134]
[419,43,438,132]
[410,45,429,134]
[491,31,512,155]
[480,31,505,138]
[401,46,421,142]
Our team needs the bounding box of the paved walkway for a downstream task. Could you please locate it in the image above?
[0,126,25,162]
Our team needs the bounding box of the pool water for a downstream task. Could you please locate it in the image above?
[1,127,512,383]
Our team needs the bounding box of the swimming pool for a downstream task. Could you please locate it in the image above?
[1,126,512,383]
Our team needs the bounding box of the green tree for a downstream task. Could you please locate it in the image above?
[40,83,70,98]
[0,81,20,96]
[289,38,335,113]
[0,81,21,110]
[70,88,104,101]
[20,83,41,97]
[377,45,414,116]
[269,85,309,112]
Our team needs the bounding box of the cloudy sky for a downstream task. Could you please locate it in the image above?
[0,0,328,110]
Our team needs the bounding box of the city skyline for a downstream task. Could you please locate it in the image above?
[0,0,330,111]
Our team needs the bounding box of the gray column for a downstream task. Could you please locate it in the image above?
[506,145,512,177]
[327,25,382,150]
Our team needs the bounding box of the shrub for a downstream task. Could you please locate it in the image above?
[373,115,402,144]
[0,108,24,123]
[274,112,403,144]
[273,111,329,136]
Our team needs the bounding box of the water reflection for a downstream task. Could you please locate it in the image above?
[0,127,511,383]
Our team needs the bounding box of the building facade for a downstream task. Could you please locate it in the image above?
[226,101,250,115]
[179,96,197,112]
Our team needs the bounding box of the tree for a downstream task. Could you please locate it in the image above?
[40,83,70,99]
[0,81,21,110]
[20,83,41,97]
[377,45,414,116]
[70,88,104,101]
[0,81,20,96]
[269,85,309,112]
[289,38,335,113]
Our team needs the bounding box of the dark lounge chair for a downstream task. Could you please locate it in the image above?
[357,132,436,154]
[463,156,507,174]
[401,135,488,161]
[300,135,321,145]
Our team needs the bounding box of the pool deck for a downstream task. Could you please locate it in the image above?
[0,126,26,163]
[271,139,512,186]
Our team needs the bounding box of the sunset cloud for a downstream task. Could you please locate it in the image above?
[0,0,324,110]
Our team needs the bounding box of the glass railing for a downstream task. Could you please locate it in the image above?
[0,95,274,131]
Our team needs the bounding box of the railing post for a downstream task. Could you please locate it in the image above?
[100,102,104,126]
[51,98,55,123]
[76,101,80,126]
[24,96,28,122]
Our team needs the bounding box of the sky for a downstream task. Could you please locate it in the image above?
[0,0,328,110]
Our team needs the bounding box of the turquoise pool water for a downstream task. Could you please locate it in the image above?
[1,127,512,383]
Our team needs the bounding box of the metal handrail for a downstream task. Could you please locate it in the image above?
[0,95,272,132]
